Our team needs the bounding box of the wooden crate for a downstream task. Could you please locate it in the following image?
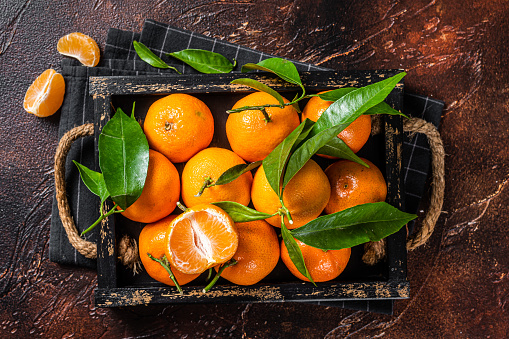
[89,70,407,307]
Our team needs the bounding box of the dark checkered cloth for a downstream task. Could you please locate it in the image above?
[50,20,444,314]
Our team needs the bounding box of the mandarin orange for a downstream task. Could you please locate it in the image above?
[324,158,387,214]
[226,91,300,162]
[251,159,330,229]
[121,149,180,223]
[281,238,351,282]
[144,94,214,163]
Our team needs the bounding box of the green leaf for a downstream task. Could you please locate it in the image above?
[230,78,285,106]
[73,161,109,203]
[290,202,417,250]
[211,201,274,223]
[364,101,409,118]
[317,137,369,167]
[214,161,262,186]
[133,41,181,73]
[317,87,357,101]
[281,222,315,285]
[98,107,150,210]
[262,119,314,196]
[168,49,235,74]
[283,123,345,189]
[242,58,303,88]
[311,72,406,136]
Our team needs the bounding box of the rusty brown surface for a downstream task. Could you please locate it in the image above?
[1,0,508,338]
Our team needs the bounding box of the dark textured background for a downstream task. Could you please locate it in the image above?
[1,0,508,337]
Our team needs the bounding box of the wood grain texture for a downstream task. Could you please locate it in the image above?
[1,0,508,338]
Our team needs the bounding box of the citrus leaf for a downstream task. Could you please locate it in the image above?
[290,202,417,250]
[317,137,369,167]
[98,107,149,210]
[211,201,273,223]
[281,222,315,285]
[214,161,262,186]
[311,72,406,136]
[168,49,234,74]
[283,123,345,189]
[241,58,303,89]
[73,161,109,203]
[364,101,409,118]
[133,41,181,73]
[262,119,314,196]
[230,78,285,106]
[317,87,356,101]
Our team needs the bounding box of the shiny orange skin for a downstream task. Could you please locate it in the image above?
[251,160,331,229]
[139,215,200,286]
[181,147,253,207]
[121,149,180,223]
[324,158,387,214]
[302,92,372,154]
[281,238,351,282]
[144,94,214,163]
[216,220,280,286]
[23,69,65,117]
[226,92,300,162]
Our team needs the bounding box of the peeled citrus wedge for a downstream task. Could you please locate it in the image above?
[165,204,238,275]
[57,32,100,67]
[23,69,65,117]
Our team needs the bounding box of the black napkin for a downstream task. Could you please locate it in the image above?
[49,20,444,314]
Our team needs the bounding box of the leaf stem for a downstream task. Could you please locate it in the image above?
[81,202,119,236]
[195,177,214,197]
[202,259,238,293]
[177,201,188,212]
[148,253,183,294]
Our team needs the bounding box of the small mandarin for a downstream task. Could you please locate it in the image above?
[139,215,200,286]
[324,158,387,214]
[144,94,214,163]
[281,238,351,282]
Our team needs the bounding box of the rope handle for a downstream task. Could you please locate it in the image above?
[54,123,140,272]
[362,117,445,264]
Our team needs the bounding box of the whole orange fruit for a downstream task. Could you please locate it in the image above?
[23,69,65,117]
[139,215,200,286]
[302,92,372,154]
[165,204,238,275]
[181,147,253,207]
[121,149,180,223]
[324,158,387,214]
[216,220,280,286]
[226,91,300,162]
[251,159,330,229]
[281,238,351,282]
[144,93,214,163]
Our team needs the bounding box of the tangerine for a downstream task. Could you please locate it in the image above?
[181,147,253,207]
[165,204,238,275]
[302,92,372,154]
[226,91,300,162]
[23,69,65,117]
[324,158,387,214]
[281,238,351,282]
[57,32,100,67]
[121,149,180,223]
[139,215,200,286]
[216,220,279,286]
[144,94,214,163]
[251,159,330,229]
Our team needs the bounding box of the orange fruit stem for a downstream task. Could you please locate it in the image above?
[202,258,238,293]
[147,253,183,294]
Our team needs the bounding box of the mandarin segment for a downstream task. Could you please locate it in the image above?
[139,215,200,286]
[324,158,387,214]
[251,160,330,229]
[181,147,253,207]
[216,220,280,286]
[281,238,351,282]
[302,92,372,154]
[121,149,180,223]
[165,204,238,275]
[23,69,65,117]
[226,91,300,162]
[144,94,214,163]
[57,32,100,67]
